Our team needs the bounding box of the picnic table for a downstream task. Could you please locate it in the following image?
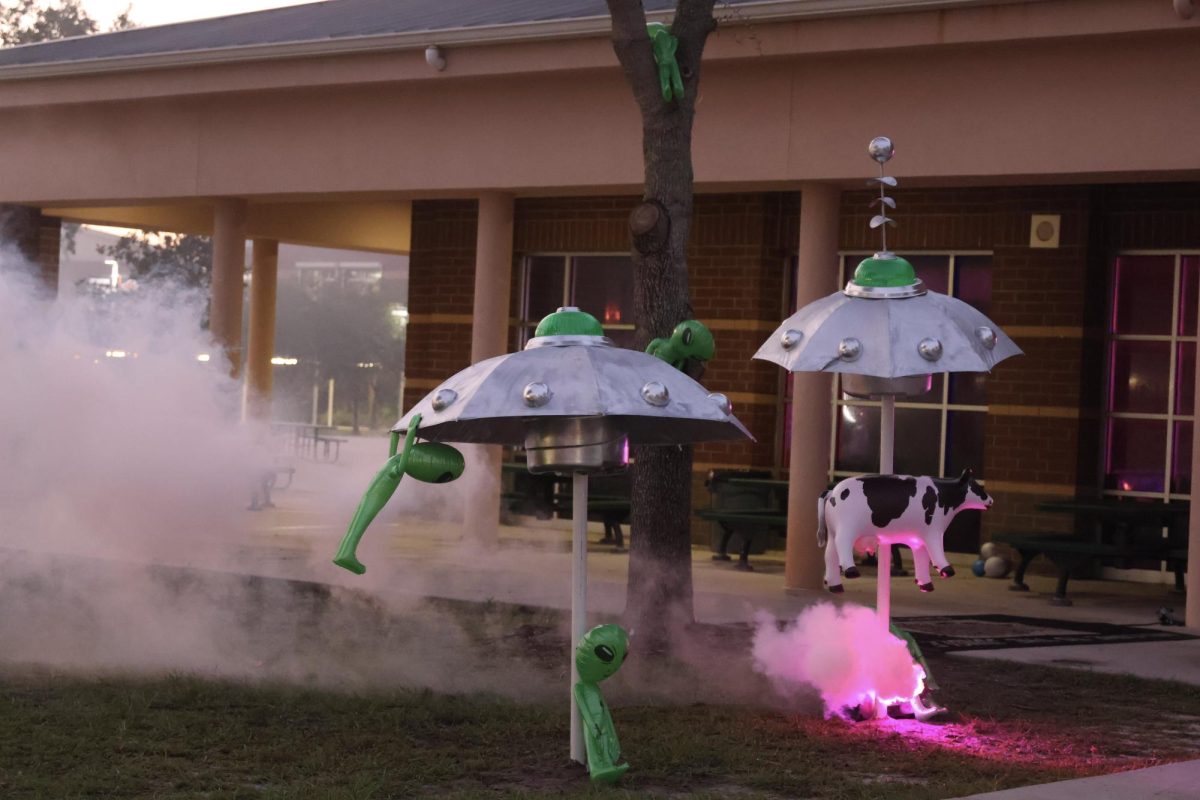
[993,497,1189,605]
[272,422,348,463]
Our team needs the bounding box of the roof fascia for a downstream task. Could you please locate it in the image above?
[0,0,1039,80]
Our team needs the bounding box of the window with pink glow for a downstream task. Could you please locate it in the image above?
[1104,253,1200,499]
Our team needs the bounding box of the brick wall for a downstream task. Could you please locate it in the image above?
[839,183,1200,541]
[403,199,477,411]
[404,183,1200,546]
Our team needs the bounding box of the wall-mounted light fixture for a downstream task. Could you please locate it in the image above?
[425,45,446,71]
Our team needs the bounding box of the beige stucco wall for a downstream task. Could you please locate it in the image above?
[0,0,1193,207]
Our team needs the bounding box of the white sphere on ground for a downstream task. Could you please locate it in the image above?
[980,542,998,559]
[984,555,1011,578]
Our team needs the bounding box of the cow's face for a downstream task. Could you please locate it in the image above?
[958,469,992,511]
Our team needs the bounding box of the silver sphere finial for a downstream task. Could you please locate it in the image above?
[868,136,894,164]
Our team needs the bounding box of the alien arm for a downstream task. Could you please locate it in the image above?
[332,415,422,575]
[890,623,936,690]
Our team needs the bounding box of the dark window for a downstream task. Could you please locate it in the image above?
[520,254,635,346]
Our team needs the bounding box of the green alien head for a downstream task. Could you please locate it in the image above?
[575,624,629,683]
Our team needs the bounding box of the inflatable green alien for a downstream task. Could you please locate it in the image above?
[646,319,715,379]
[333,413,465,575]
[646,22,684,102]
[574,624,631,784]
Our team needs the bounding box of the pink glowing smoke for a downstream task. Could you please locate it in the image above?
[752,603,922,715]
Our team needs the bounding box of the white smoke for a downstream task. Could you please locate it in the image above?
[0,266,263,562]
[752,603,922,716]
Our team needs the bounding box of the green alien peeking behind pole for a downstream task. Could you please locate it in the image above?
[646,22,684,102]
[333,413,465,575]
[647,319,716,380]
[574,624,631,784]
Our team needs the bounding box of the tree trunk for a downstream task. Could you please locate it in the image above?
[607,0,717,650]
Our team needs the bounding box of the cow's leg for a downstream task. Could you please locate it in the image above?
[824,536,844,593]
[837,532,860,579]
[926,535,955,578]
[912,544,934,592]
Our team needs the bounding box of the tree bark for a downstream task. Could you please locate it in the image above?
[606,0,717,650]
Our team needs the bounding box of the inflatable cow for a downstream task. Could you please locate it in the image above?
[818,469,991,593]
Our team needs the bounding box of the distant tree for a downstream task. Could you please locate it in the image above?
[274,279,400,432]
[0,0,95,44]
[0,1,135,46]
[109,3,134,31]
[101,231,213,288]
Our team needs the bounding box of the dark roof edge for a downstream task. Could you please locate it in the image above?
[0,0,1033,81]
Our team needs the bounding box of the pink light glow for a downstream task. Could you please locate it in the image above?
[752,603,923,717]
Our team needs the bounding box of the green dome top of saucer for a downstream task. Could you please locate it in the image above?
[852,255,918,288]
[535,306,604,337]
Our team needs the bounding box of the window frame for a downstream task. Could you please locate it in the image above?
[1103,249,1200,502]
[518,252,636,347]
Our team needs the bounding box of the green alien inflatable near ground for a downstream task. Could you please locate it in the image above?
[574,624,631,784]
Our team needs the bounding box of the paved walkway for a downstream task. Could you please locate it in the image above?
[954,758,1200,799]
[229,434,1200,685]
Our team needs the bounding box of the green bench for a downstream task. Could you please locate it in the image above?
[993,530,1187,606]
[501,463,630,549]
[699,470,786,571]
[697,507,787,571]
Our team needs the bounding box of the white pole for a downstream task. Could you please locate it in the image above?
[570,471,588,764]
[876,393,896,718]
[311,382,319,426]
[877,394,895,634]
[879,394,895,474]
[326,378,335,427]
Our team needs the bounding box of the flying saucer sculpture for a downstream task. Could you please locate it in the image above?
[396,320,749,456]
[754,136,1021,663]
[350,306,749,766]
[754,137,1021,392]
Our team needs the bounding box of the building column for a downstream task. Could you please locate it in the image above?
[463,193,515,546]
[1188,309,1200,628]
[245,239,279,421]
[785,183,840,593]
[209,198,248,378]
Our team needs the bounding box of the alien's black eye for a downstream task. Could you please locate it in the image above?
[594,644,615,663]
[682,328,693,345]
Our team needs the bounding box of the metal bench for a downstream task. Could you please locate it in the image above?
[993,530,1186,606]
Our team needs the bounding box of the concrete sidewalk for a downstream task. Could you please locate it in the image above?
[954,758,1200,799]
[238,434,1200,685]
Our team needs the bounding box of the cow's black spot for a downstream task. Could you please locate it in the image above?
[856,476,918,528]
[921,486,937,525]
[934,477,968,515]
[829,497,836,508]
[840,488,850,501]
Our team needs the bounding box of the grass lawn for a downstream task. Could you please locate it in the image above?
[2,597,1199,799]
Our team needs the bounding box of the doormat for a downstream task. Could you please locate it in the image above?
[892,614,1198,653]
